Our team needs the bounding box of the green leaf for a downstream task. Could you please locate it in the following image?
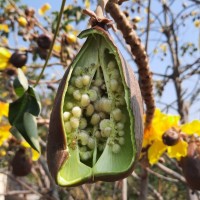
[23,112,40,152]
[8,87,41,152]
[9,126,23,140]
[13,69,28,97]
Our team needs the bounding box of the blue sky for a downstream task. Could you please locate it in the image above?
[19,0,200,120]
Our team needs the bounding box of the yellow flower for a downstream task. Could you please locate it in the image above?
[132,16,141,23]
[181,120,200,136]
[0,102,9,120]
[0,124,11,146]
[148,140,167,165]
[194,20,200,28]
[0,47,11,70]
[38,3,51,16]
[160,43,167,53]
[65,24,73,32]
[66,33,77,44]
[53,44,61,53]
[18,16,27,27]
[21,141,40,161]
[84,0,90,9]
[167,139,188,160]
[0,24,9,33]
[0,37,8,45]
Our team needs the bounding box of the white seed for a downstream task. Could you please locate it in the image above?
[86,104,94,116]
[73,90,81,100]
[80,151,92,160]
[94,101,101,112]
[110,79,118,92]
[64,121,72,133]
[81,94,90,107]
[90,113,101,125]
[99,119,112,130]
[107,60,116,70]
[94,130,101,138]
[88,89,98,102]
[79,118,87,129]
[100,98,112,113]
[87,138,95,149]
[117,122,124,130]
[101,127,112,137]
[118,137,125,145]
[82,75,91,86]
[112,143,121,153]
[70,117,79,129]
[72,106,82,118]
[94,78,103,86]
[65,102,73,110]
[112,108,122,121]
[63,111,71,121]
[75,76,83,88]
[78,131,89,145]
[67,85,75,95]
[118,130,125,136]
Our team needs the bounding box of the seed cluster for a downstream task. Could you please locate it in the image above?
[63,60,127,163]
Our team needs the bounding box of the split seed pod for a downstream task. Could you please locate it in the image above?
[47,27,143,186]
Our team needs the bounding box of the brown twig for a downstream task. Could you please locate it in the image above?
[106,0,155,127]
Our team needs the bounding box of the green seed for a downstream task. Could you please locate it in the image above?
[86,104,95,116]
[118,137,125,145]
[101,127,112,137]
[78,131,89,145]
[75,76,83,88]
[64,121,72,133]
[94,130,101,138]
[73,90,81,101]
[65,102,74,110]
[99,98,112,113]
[70,117,79,129]
[118,130,125,136]
[110,79,118,92]
[117,122,124,130]
[112,108,122,121]
[67,85,75,95]
[80,151,92,160]
[79,118,87,129]
[87,137,95,149]
[99,119,112,130]
[72,106,82,118]
[107,60,116,71]
[82,75,91,86]
[90,113,101,125]
[81,94,90,107]
[112,143,121,153]
[63,111,71,121]
[74,66,82,76]
[88,89,98,102]
[94,78,103,86]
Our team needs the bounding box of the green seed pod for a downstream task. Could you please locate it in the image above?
[47,27,143,187]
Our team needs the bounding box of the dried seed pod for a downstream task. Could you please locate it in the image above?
[47,27,143,187]
[11,147,32,176]
[37,34,52,49]
[179,141,200,190]
[9,52,27,68]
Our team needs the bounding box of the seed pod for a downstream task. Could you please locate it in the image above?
[179,141,200,190]
[11,147,32,176]
[37,34,52,49]
[9,52,27,68]
[47,27,143,187]
[162,128,180,146]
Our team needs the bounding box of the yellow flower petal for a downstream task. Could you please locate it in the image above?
[38,3,51,16]
[0,102,9,120]
[181,120,200,136]
[53,44,61,53]
[66,34,77,44]
[148,140,167,165]
[0,124,11,146]
[167,139,188,160]
[0,24,9,33]
[84,0,90,9]
[194,20,200,28]
[0,47,11,70]
[18,16,27,27]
